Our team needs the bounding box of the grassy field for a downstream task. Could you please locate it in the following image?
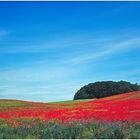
[0,91,140,139]
[49,99,92,104]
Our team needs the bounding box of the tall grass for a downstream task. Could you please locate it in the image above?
[0,119,139,139]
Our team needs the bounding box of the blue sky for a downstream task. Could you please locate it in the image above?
[0,2,140,102]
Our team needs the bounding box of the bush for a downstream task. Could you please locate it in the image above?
[74,81,140,100]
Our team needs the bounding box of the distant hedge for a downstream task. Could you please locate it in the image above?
[74,81,140,100]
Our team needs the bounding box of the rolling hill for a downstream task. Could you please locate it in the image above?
[0,90,140,122]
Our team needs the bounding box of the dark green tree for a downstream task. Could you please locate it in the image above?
[74,81,140,100]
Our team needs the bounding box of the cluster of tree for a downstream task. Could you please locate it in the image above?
[73,81,140,100]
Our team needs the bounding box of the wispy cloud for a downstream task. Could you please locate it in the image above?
[0,30,10,40]
[0,30,9,36]
[63,37,140,65]
[0,65,78,82]
[0,36,111,53]
[0,57,87,102]
[0,75,83,102]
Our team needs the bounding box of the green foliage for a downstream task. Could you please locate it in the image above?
[138,85,140,90]
[128,123,140,139]
[0,120,139,139]
[97,125,125,139]
[74,80,140,100]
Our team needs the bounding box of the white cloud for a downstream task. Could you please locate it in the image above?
[0,34,140,102]
[63,37,140,65]
[0,65,78,82]
[0,36,110,53]
[0,80,83,102]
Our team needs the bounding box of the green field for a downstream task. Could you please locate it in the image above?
[49,99,92,104]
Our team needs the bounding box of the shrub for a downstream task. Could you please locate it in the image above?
[74,81,140,100]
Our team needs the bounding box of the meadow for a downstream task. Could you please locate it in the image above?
[0,91,140,139]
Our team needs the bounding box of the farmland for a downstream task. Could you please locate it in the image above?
[0,91,140,138]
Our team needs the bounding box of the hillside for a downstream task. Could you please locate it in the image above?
[0,91,140,139]
[0,90,140,122]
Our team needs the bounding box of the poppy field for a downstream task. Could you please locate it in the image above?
[0,91,140,139]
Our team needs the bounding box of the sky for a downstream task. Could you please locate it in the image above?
[0,1,140,102]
